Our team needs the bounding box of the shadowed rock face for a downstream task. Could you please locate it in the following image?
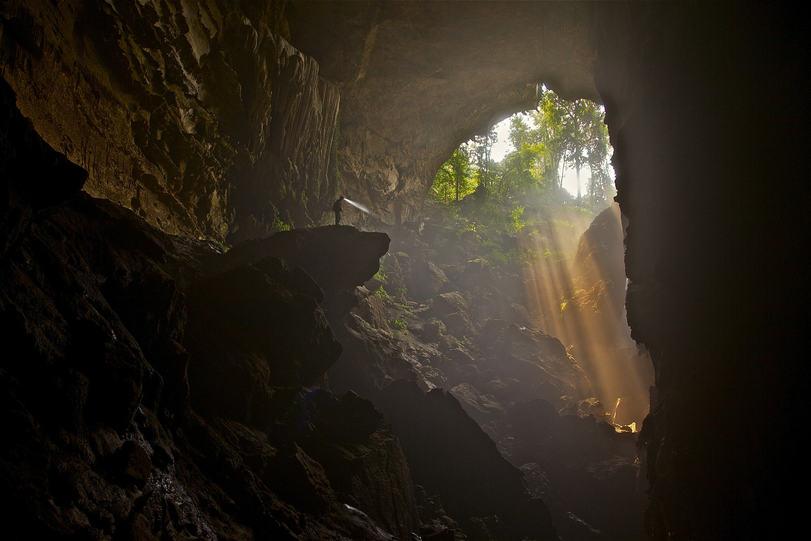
[0,79,416,539]
[186,258,340,426]
[0,74,88,256]
[593,6,809,540]
[505,400,646,541]
[375,381,557,541]
[216,225,390,295]
[564,204,654,425]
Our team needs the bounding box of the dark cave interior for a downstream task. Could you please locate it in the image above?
[1,2,808,540]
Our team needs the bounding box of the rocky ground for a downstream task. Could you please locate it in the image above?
[324,192,650,540]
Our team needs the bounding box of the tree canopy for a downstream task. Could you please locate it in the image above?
[430,88,614,209]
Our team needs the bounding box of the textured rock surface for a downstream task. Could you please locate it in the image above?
[1,1,599,237]
[216,225,390,294]
[376,382,556,541]
[0,79,416,539]
[505,400,646,541]
[563,204,654,424]
[323,204,647,540]
[1,0,340,242]
[286,1,596,222]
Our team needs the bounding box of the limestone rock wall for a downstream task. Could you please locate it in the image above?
[592,4,809,539]
[1,0,340,243]
[0,77,418,538]
[2,1,599,239]
[287,0,597,223]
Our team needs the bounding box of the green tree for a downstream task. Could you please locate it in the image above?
[431,88,613,208]
[432,147,474,203]
[470,126,498,191]
[534,89,611,202]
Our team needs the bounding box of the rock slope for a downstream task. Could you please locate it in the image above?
[0,77,416,540]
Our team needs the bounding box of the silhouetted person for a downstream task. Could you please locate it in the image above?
[333,195,344,225]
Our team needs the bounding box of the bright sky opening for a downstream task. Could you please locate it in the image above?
[489,109,614,197]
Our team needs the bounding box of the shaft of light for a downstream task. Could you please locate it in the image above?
[344,198,370,214]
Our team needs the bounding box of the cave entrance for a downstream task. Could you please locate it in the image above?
[426,85,654,429]
[363,86,654,539]
[362,85,653,540]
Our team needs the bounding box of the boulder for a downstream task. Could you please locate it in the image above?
[186,256,342,428]
[375,381,556,541]
[431,292,468,318]
[213,226,390,295]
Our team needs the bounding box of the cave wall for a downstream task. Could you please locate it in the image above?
[592,4,808,539]
[1,0,598,238]
[1,0,339,243]
[285,0,597,222]
[1,72,421,538]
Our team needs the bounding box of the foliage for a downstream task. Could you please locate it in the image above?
[429,88,615,209]
[390,318,407,331]
[534,89,614,205]
[432,147,475,203]
[271,215,292,232]
[372,268,387,284]
[374,286,391,300]
[424,88,616,279]
[510,206,526,233]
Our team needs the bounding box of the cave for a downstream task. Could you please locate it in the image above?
[0,2,807,540]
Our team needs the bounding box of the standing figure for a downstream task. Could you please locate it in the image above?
[332,195,345,225]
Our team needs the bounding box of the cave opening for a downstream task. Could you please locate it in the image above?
[403,86,652,429]
[1,2,806,540]
[335,86,655,540]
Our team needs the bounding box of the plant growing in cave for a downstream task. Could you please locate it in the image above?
[390,318,407,331]
[271,215,292,232]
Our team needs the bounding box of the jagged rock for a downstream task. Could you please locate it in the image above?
[216,225,390,292]
[355,291,391,330]
[417,319,447,343]
[1,0,341,241]
[375,381,556,541]
[328,312,423,397]
[563,204,653,424]
[115,441,152,487]
[477,319,589,407]
[0,78,87,257]
[264,444,335,514]
[0,82,413,540]
[3,2,805,539]
[186,256,341,427]
[504,399,646,541]
[293,391,420,539]
[431,292,468,318]
[448,383,505,434]
[405,260,450,300]
[428,292,474,338]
